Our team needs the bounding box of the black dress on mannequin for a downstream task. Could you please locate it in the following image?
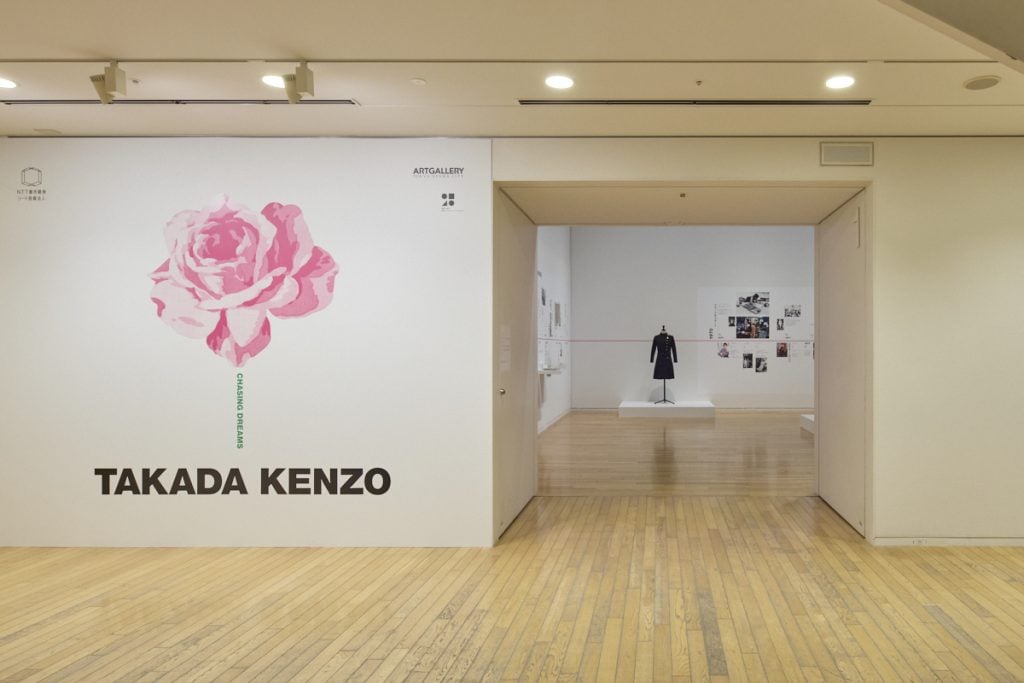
[650,328,678,379]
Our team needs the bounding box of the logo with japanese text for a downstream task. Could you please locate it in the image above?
[17,167,47,202]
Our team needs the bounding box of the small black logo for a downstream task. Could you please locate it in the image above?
[21,167,42,187]
[441,193,455,210]
[17,167,47,202]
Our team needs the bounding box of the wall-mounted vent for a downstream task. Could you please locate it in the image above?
[518,99,872,106]
[1,99,359,106]
[820,141,874,166]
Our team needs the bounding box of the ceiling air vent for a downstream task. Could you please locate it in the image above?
[820,142,874,166]
[518,99,871,106]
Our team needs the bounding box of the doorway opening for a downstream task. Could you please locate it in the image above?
[493,182,871,540]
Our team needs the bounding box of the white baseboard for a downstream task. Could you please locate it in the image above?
[872,536,1024,547]
[800,414,815,433]
[537,408,572,434]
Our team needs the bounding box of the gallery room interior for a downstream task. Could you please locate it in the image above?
[1,0,1023,679]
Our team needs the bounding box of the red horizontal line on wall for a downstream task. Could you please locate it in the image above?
[538,338,814,343]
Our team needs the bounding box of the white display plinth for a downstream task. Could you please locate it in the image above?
[800,414,816,433]
[618,400,715,418]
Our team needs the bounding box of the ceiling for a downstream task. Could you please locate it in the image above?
[1,0,1022,137]
[502,184,865,226]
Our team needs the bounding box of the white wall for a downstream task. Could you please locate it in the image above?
[3,136,1021,546]
[570,226,814,408]
[494,136,1024,544]
[870,140,1024,543]
[536,226,572,430]
[0,137,495,547]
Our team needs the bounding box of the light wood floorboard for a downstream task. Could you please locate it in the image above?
[539,410,816,496]
[3,497,1024,681]
[3,412,1023,680]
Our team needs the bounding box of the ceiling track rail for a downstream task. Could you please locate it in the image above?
[518,99,873,106]
[0,58,999,65]
[0,99,358,106]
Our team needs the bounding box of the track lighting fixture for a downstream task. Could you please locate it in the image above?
[90,61,126,104]
[89,75,113,104]
[283,61,315,104]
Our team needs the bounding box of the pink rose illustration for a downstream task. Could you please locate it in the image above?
[149,195,338,366]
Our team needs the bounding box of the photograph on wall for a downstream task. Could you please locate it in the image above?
[698,285,814,408]
[736,291,770,314]
[717,342,730,358]
[735,316,770,339]
[755,356,768,373]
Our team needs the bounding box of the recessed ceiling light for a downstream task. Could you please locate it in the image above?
[964,75,1001,91]
[545,75,574,90]
[0,77,17,89]
[411,77,427,86]
[261,74,286,89]
[825,75,855,90]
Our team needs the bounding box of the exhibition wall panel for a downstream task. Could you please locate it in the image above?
[494,136,1024,544]
[0,138,495,546]
[570,226,814,409]
[816,193,868,536]
[492,191,538,540]
[868,139,1024,543]
[536,226,572,431]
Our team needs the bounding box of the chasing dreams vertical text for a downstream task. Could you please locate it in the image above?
[236,373,244,449]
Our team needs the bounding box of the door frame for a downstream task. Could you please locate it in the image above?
[495,179,874,542]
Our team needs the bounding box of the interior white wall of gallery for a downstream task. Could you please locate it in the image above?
[0,137,496,547]
[568,226,814,409]
[495,136,1024,544]
[535,226,572,431]
[3,135,1022,546]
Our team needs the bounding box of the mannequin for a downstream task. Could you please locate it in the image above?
[650,325,677,379]
[650,325,677,404]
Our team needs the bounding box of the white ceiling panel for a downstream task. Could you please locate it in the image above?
[502,185,865,226]
[0,0,989,61]
[0,1,1022,137]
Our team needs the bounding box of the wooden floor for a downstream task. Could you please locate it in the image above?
[3,496,1024,681]
[539,410,816,497]
[3,413,1023,681]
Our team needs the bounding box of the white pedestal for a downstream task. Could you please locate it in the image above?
[800,414,816,433]
[618,400,715,418]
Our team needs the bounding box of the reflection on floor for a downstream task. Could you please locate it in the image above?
[539,410,816,497]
